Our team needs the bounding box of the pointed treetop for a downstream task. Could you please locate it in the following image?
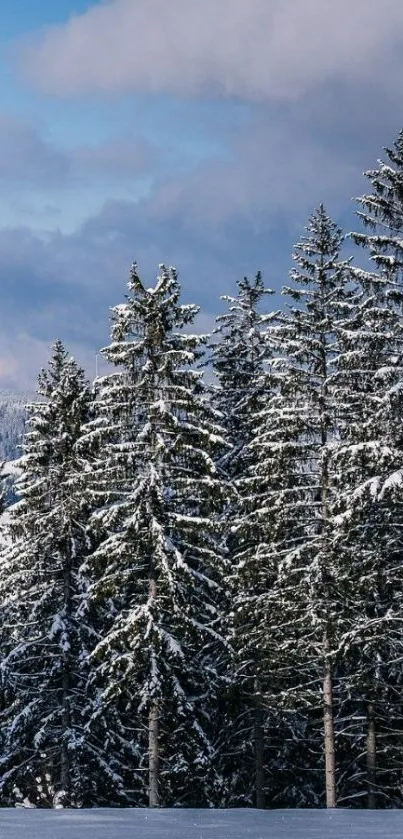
[354,130,403,236]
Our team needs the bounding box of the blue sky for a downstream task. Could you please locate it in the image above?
[0,0,402,388]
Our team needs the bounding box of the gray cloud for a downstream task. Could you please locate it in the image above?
[0,114,156,188]
[72,136,157,180]
[0,115,69,186]
[143,115,358,235]
[16,0,403,100]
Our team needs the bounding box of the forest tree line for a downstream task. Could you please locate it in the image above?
[1,131,403,810]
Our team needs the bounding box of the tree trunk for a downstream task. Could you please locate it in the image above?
[323,641,336,808]
[60,672,71,807]
[254,679,265,808]
[319,353,337,809]
[366,702,376,808]
[148,572,160,808]
[59,540,72,807]
[149,700,160,807]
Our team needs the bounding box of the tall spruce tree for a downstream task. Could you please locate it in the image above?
[211,272,276,808]
[83,263,227,807]
[334,131,403,807]
[0,341,109,806]
[238,206,355,808]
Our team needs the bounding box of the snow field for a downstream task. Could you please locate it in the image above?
[0,808,402,839]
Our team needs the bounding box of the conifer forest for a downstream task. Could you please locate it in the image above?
[2,130,403,812]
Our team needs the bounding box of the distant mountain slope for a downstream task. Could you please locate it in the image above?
[0,392,30,505]
[0,390,28,463]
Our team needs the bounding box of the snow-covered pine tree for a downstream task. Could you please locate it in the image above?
[83,263,227,808]
[237,206,355,808]
[333,132,403,807]
[210,272,277,808]
[0,341,112,807]
[211,272,274,477]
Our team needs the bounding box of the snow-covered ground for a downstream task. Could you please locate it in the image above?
[1,808,402,839]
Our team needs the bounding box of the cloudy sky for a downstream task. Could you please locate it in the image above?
[0,0,402,389]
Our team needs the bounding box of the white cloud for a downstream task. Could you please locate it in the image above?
[17,0,403,100]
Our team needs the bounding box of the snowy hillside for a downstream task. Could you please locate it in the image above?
[1,809,402,839]
[0,392,26,505]
[0,391,26,462]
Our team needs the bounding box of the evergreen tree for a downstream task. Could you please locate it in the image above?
[211,272,274,478]
[83,264,227,807]
[236,206,355,807]
[211,272,276,807]
[333,132,403,807]
[0,342,113,807]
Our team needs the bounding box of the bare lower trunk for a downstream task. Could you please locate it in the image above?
[254,679,265,808]
[148,571,159,808]
[149,701,160,807]
[60,682,71,807]
[59,547,72,807]
[366,702,376,808]
[323,643,336,808]
[318,353,336,808]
